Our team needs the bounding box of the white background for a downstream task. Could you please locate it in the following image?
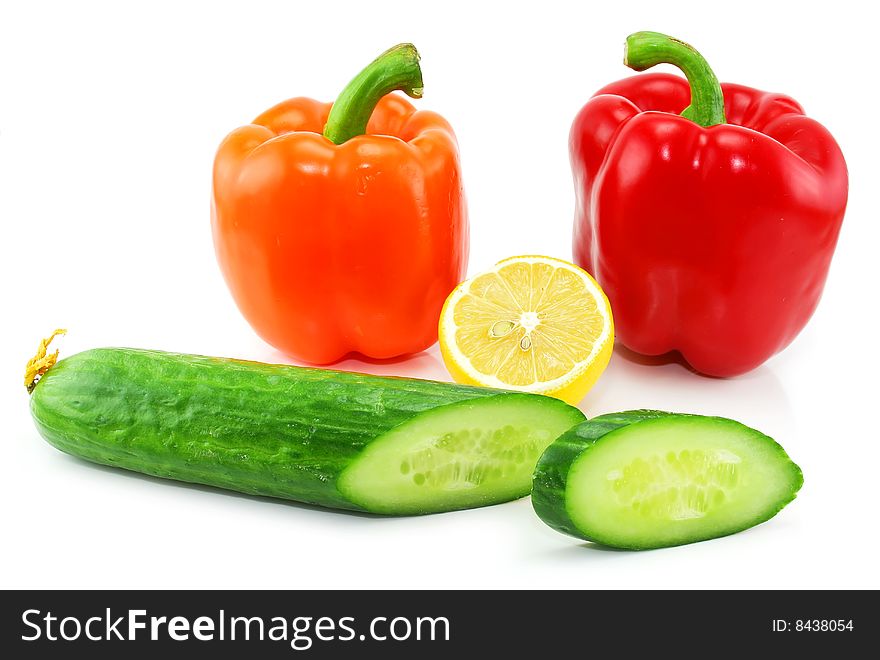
[2,0,878,589]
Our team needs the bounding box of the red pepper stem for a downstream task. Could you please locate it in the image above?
[323,43,423,145]
[624,31,726,128]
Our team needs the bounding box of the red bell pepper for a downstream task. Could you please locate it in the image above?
[571,32,848,377]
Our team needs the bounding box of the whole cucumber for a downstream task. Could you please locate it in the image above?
[29,346,584,514]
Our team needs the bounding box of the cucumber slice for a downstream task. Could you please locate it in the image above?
[532,411,803,549]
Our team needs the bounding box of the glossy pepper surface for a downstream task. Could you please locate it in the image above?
[212,44,468,363]
[571,32,847,377]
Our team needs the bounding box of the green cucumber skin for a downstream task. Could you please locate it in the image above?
[31,348,580,513]
[531,410,803,549]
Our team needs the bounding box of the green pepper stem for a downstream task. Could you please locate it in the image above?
[322,43,423,145]
[624,31,726,127]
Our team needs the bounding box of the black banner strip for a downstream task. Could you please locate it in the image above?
[1,590,874,658]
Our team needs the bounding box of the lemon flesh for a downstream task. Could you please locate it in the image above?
[439,256,614,405]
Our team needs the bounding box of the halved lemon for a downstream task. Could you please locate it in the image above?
[439,255,613,405]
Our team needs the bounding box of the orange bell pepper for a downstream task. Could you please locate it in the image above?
[211,44,468,363]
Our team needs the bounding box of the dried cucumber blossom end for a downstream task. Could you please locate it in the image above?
[24,329,67,394]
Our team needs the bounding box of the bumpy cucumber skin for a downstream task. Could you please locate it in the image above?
[531,410,804,549]
[31,348,583,513]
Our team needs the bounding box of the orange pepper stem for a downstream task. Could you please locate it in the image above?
[624,31,727,128]
[323,43,424,145]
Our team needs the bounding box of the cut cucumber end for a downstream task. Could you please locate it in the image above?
[533,412,803,549]
[338,394,584,515]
